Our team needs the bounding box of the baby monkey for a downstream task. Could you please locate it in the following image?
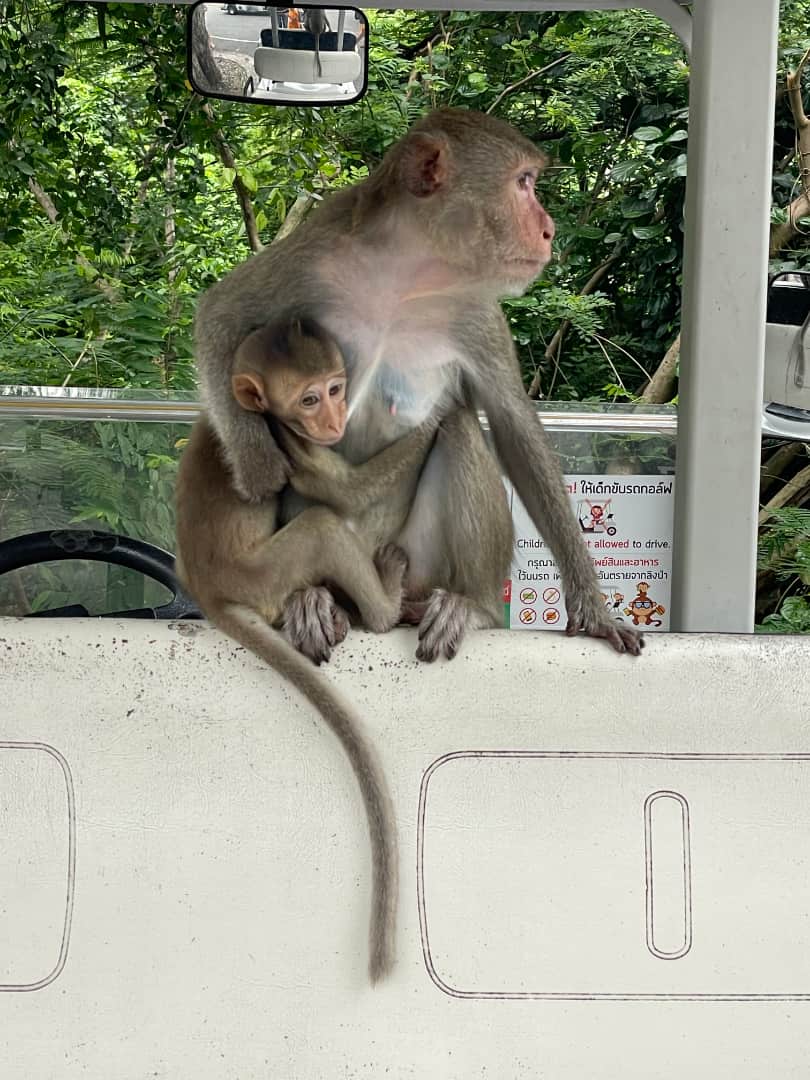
[176,317,438,983]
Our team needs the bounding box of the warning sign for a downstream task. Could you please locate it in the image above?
[504,474,675,633]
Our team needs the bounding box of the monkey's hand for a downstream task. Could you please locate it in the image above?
[565,590,645,656]
[281,433,355,513]
[231,438,291,503]
[333,416,441,515]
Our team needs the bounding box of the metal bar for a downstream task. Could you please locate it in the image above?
[671,0,779,632]
[0,399,201,423]
[0,394,676,433]
[269,6,279,47]
[337,9,346,49]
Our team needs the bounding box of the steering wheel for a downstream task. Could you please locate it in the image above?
[0,529,201,620]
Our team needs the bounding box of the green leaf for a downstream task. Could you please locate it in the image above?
[610,160,639,182]
[633,126,663,142]
[240,168,258,194]
[631,223,665,240]
[620,196,656,219]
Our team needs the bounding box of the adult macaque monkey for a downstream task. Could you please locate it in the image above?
[177,317,439,982]
[195,108,644,661]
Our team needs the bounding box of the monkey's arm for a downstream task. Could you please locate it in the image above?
[195,328,289,501]
[470,313,643,656]
[284,419,439,516]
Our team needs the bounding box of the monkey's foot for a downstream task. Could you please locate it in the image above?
[415,589,494,662]
[367,545,409,633]
[565,599,645,656]
[282,586,350,665]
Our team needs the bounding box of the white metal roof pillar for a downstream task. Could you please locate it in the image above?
[670,0,780,632]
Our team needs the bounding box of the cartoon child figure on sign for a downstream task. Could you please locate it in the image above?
[576,499,617,536]
[604,591,625,615]
[624,582,666,627]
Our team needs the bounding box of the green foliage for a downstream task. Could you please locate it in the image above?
[757,596,810,634]
[1,3,808,400]
[0,416,183,545]
[758,507,810,581]
[0,3,693,398]
[0,413,185,613]
[756,507,810,633]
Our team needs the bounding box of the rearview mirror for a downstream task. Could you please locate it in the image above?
[188,2,368,106]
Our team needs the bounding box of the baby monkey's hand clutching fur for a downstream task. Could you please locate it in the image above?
[280,418,440,519]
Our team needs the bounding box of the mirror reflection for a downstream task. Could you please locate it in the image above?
[189,3,367,105]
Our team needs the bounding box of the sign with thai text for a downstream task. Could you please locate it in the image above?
[504,475,675,633]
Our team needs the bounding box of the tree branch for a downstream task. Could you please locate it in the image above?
[761,441,801,498]
[272,191,316,244]
[786,46,810,131]
[759,462,810,524]
[27,178,118,301]
[528,247,622,397]
[400,17,448,60]
[201,102,263,253]
[554,158,613,268]
[487,53,570,115]
[640,333,679,404]
[122,98,194,262]
[770,47,810,257]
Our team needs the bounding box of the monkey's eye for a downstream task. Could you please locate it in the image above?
[517,170,537,192]
[328,380,346,399]
[300,393,320,409]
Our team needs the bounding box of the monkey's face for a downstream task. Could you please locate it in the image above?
[395,111,556,298]
[231,323,349,446]
[493,163,556,294]
[278,366,348,446]
[428,161,555,298]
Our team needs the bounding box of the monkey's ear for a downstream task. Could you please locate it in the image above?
[232,372,268,413]
[401,133,450,198]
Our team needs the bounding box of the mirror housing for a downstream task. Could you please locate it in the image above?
[187,2,368,106]
[763,271,810,438]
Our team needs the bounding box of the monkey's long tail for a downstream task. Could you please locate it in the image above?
[216,602,397,983]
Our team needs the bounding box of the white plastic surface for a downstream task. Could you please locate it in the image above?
[2,618,810,1077]
[253,45,362,83]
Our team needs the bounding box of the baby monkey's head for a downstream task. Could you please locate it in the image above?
[232,317,348,446]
